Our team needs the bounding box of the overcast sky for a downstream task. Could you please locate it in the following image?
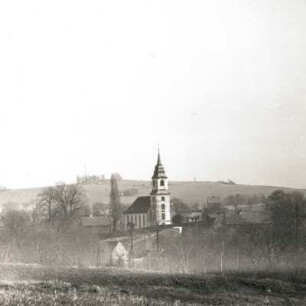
[0,0,305,189]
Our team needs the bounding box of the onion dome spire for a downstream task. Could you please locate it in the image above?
[152,149,167,179]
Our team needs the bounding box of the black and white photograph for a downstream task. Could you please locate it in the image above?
[0,0,306,305]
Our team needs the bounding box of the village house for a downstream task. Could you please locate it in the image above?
[184,210,203,222]
[123,151,171,230]
[98,240,129,267]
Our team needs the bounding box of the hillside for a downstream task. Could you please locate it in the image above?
[0,180,303,211]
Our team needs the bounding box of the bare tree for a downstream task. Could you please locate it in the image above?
[109,173,122,232]
[37,187,56,222]
[53,184,87,220]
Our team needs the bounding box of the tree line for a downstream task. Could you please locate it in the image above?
[0,174,123,265]
[153,190,306,273]
[0,186,305,271]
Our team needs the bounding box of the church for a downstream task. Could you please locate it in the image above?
[123,151,171,230]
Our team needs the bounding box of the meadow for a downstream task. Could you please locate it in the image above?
[0,264,305,305]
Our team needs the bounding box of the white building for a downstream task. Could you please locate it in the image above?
[123,150,171,230]
[99,240,129,267]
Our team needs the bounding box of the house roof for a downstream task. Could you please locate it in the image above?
[124,196,151,214]
[81,216,112,227]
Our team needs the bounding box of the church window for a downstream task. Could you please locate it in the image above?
[161,204,165,210]
[160,180,164,187]
[161,196,165,201]
[162,213,165,220]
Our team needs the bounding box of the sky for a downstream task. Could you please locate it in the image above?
[0,0,306,189]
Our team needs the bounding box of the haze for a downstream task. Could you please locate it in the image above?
[0,0,305,189]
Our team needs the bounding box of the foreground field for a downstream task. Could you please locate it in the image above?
[0,264,305,305]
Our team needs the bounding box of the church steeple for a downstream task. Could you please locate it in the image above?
[150,149,171,225]
[152,149,168,180]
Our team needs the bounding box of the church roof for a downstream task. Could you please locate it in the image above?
[152,150,168,179]
[124,196,151,214]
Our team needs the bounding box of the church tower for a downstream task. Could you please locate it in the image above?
[150,150,171,225]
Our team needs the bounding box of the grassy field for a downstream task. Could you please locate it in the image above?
[0,264,305,305]
[0,180,301,210]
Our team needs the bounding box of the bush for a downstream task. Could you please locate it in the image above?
[172,214,184,225]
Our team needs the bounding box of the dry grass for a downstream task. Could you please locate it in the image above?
[0,264,305,305]
[0,280,177,305]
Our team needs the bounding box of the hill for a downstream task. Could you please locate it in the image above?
[0,180,304,211]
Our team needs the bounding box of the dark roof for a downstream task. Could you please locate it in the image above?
[81,216,112,227]
[124,196,151,214]
[152,151,168,179]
